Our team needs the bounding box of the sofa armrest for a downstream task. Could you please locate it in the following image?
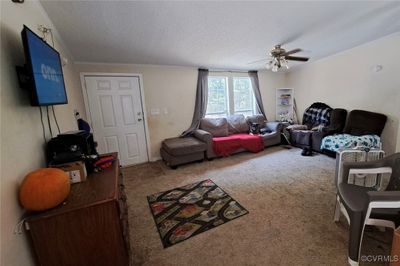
[311,130,332,152]
[287,124,308,131]
[193,129,216,159]
[320,125,341,135]
[265,121,282,132]
[193,129,212,144]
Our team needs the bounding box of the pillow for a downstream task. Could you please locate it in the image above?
[200,118,229,137]
[227,114,249,134]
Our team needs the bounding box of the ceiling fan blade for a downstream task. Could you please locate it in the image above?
[282,48,302,56]
[247,58,268,65]
[285,56,309,62]
[278,32,304,46]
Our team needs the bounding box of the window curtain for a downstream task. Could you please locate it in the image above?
[181,69,209,136]
[248,71,266,118]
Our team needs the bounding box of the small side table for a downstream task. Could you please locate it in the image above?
[391,226,400,265]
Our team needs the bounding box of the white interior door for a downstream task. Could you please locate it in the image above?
[84,75,148,166]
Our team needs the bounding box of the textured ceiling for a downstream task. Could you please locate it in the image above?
[40,1,400,70]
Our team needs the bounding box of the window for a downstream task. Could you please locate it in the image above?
[206,75,256,118]
[233,77,254,117]
[206,77,228,118]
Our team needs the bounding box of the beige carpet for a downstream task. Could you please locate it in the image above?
[122,146,392,266]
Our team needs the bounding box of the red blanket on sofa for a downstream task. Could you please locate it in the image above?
[212,134,264,156]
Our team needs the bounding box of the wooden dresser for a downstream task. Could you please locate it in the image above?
[25,153,131,266]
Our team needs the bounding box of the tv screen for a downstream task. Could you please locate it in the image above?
[21,25,68,106]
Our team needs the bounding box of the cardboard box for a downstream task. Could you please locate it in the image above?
[390,227,400,266]
[51,161,87,184]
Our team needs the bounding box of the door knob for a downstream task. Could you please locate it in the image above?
[138,118,142,122]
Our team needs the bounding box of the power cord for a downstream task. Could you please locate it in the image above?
[46,106,53,138]
[37,27,62,138]
[51,105,61,134]
[39,107,46,142]
[14,218,27,234]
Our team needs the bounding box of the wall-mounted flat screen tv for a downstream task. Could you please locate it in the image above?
[21,25,68,106]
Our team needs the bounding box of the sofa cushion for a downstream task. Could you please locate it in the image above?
[200,118,229,137]
[162,137,206,156]
[330,108,347,132]
[343,110,387,136]
[227,114,249,134]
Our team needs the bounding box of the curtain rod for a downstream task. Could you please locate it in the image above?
[209,69,256,73]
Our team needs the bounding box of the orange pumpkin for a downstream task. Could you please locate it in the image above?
[19,168,70,211]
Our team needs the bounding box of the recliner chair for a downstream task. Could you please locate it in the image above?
[287,102,347,154]
[320,110,387,154]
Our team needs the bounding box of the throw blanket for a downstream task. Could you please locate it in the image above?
[303,103,332,128]
[213,134,264,156]
[321,134,381,152]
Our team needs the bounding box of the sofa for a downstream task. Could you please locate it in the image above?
[287,102,347,154]
[194,114,282,159]
[320,109,387,154]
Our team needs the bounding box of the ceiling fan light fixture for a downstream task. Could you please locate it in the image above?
[261,45,309,72]
[266,60,273,70]
[267,57,285,72]
[280,57,289,69]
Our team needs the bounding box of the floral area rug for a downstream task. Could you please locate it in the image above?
[147,179,248,248]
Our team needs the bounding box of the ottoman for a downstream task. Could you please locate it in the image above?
[160,137,207,169]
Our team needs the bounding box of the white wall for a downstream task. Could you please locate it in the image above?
[286,33,400,154]
[398,128,400,152]
[75,63,286,159]
[258,70,286,121]
[1,1,86,265]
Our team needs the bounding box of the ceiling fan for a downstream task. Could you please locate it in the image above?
[249,45,309,72]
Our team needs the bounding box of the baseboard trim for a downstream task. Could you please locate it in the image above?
[150,156,162,162]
